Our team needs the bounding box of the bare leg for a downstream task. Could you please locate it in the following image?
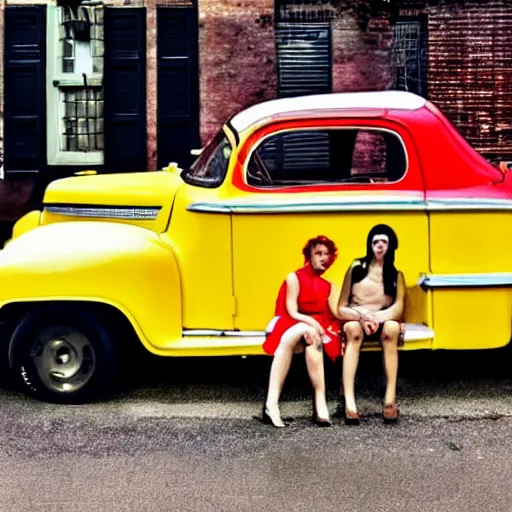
[381,320,400,405]
[265,322,313,427]
[342,321,364,413]
[304,329,329,421]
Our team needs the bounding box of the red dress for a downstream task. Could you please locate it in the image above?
[263,263,342,361]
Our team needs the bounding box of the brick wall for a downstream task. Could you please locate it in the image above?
[332,10,393,93]
[198,0,275,144]
[428,0,512,160]
[146,0,275,165]
[0,0,510,231]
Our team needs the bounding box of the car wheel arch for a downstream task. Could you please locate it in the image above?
[1,300,143,365]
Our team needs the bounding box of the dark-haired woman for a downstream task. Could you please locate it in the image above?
[262,236,342,428]
[337,224,405,425]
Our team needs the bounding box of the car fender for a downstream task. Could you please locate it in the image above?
[0,221,182,352]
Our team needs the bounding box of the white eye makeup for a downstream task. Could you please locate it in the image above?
[372,235,389,245]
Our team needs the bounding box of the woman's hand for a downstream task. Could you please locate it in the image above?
[360,319,380,336]
[353,306,378,323]
[307,318,325,335]
[372,310,387,323]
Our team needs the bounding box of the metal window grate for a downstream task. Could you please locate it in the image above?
[259,131,331,177]
[392,19,428,97]
[275,0,335,23]
[60,6,104,74]
[62,87,104,151]
[276,22,332,98]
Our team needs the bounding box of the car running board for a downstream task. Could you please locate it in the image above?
[155,323,436,356]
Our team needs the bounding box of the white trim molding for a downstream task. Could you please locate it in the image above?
[187,197,512,214]
[419,273,512,289]
[230,91,426,133]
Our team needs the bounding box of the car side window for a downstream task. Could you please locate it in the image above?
[182,131,232,188]
[246,128,407,187]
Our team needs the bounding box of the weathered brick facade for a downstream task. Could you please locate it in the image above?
[428,1,512,160]
[0,0,510,238]
[332,12,394,93]
[199,0,275,144]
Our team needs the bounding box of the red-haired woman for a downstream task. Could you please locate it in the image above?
[262,235,342,428]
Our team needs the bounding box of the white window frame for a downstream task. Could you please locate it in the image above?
[46,5,104,166]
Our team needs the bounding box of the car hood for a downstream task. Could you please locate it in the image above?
[44,169,184,208]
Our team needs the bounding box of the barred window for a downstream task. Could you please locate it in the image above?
[47,5,105,165]
[62,87,104,151]
[392,18,428,98]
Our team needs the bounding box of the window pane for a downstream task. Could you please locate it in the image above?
[61,86,104,152]
[351,131,387,176]
[63,59,74,73]
[59,6,104,76]
[66,134,77,151]
[96,100,104,118]
[92,56,103,74]
[63,40,73,58]
[246,128,407,187]
[65,98,76,117]
[182,131,232,188]
[76,98,86,117]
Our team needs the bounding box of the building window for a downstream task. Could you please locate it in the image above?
[392,17,428,98]
[62,87,104,151]
[47,5,104,165]
[61,7,104,74]
[274,0,333,98]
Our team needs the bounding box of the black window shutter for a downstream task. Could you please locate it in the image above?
[157,6,200,170]
[3,6,46,173]
[103,7,147,172]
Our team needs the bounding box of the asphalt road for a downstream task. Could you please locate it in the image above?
[1,348,512,512]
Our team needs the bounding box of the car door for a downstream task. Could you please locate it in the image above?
[230,118,432,340]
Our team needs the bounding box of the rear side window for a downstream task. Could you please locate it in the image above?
[246,128,407,187]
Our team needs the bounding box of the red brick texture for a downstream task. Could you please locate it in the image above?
[0,0,510,228]
[332,12,394,93]
[199,0,276,145]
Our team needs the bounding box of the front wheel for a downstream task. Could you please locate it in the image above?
[8,305,117,404]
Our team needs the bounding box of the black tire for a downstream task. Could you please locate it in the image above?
[8,304,117,404]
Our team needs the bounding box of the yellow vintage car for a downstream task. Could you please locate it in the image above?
[0,91,511,403]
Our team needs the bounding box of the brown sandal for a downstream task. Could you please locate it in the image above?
[383,403,399,424]
[344,410,360,426]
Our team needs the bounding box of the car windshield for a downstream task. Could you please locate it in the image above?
[181,130,232,188]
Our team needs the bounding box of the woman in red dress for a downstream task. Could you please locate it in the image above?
[262,235,342,428]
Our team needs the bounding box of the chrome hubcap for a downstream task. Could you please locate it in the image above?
[31,327,96,393]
